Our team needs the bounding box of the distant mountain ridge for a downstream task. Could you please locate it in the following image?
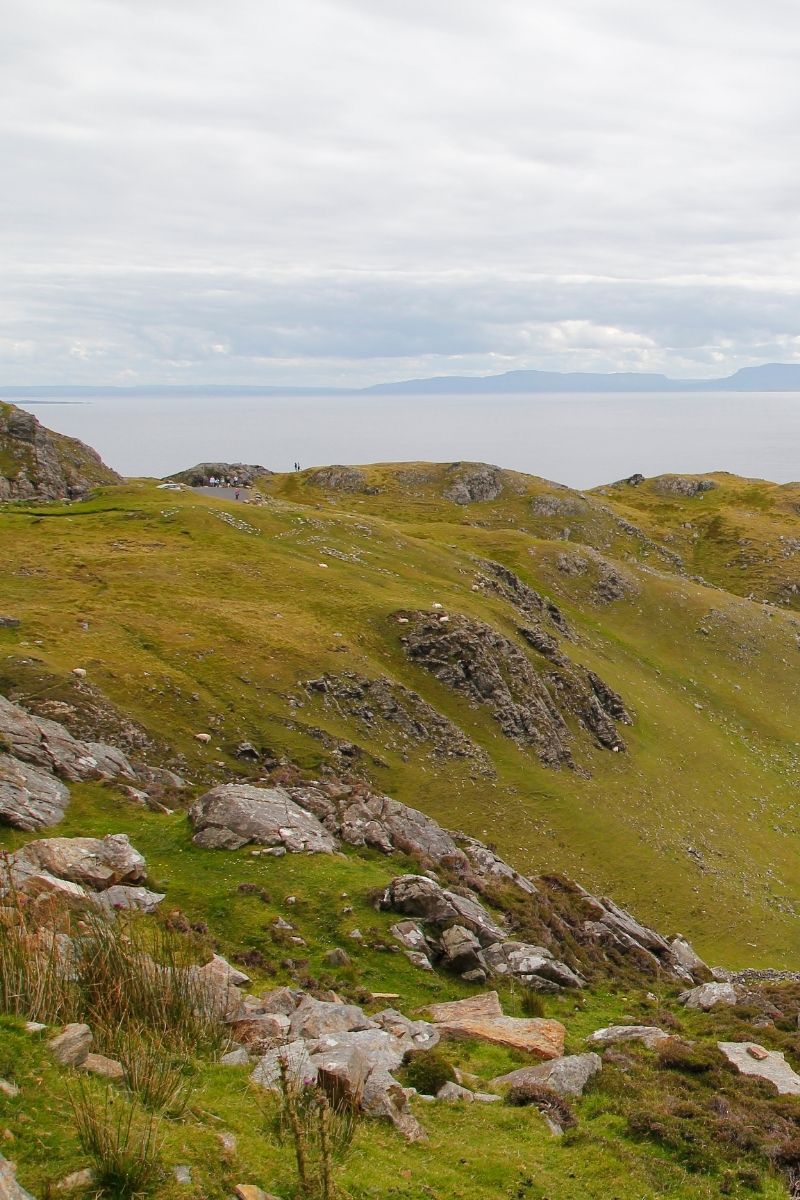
[3,362,800,397]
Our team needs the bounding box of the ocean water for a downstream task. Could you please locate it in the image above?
[15,390,800,490]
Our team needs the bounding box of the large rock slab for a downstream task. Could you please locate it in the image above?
[310,1043,370,1106]
[492,1053,602,1097]
[0,753,70,829]
[718,1042,800,1094]
[426,995,564,1058]
[587,1025,669,1048]
[190,784,337,853]
[250,1040,318,1091]
[483,941,585,989]
[11,835,146,889]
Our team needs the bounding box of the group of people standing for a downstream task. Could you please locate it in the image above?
[206,474,240,487]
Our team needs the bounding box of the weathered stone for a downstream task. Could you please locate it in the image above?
[230,1013,290,1046]
[667,936,709,982]
[190,784,337,853]
[483,941,584,989]
[80,1053,124,1080]
[48,1023,93,1066]
[587,1025,669,1048]
[0,402,121,501]
[0,1081,19,1099]
[436,1014,565,1058]
[679,982,737,1011]
[492,1053,602,1097]
[11,834,146,889]
[198,954,251,990]
[323,947,351,968]
[439,925,487,975]
[220,1047,251,1066]
[172,1166,192,1185]
[289,997,374,1040]
[56,1168,98,1192]
[405,950,434,971]
[258,986,302,1016]
[371,1009,439,1051]
[361,1066,427,1142]
[718,1042,800,1094]
[436,1081,475,1101]
[390,920,430,951]
[0,753,70,830]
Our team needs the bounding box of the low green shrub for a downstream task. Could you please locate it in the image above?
[400,1047,455,1095]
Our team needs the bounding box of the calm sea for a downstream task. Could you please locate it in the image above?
[14,390,800,490]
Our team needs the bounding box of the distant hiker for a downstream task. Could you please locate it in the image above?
[235,488,240,501]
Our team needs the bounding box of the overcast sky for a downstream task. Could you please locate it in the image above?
[3,0,800,387]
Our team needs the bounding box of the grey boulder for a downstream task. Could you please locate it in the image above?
[0,753,70,830]
[492,1053,602,1097]
[190,784,338,853]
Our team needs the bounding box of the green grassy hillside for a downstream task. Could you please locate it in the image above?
[1,463,798,967]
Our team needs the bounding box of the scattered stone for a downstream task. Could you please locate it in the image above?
[173,1165,192,1184]
[0,1083,18,1100]
[80,1053,124,1080]
[218,1131,237,1155]
[0,1153,36,1200]
[324,948,351,967]
[436,1081,475,1101]
[56,1168,98,1192]
[23,1023,46,1035]
[718,1042,800,1094]
[48,1023,93,1066]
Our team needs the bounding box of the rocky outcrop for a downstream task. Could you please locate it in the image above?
[305,466,376,493]
[381,874,584,991]
[396,610,631,764]
[0,403,121,501]
[442,462,505,505]
[189,784,338,852]
[2,834,162,914]
[472,559,573,639]
[652,476,717,498]
[303,672,489,767]
[167,463,273,486]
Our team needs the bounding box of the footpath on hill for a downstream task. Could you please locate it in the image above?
[191,485,252,500]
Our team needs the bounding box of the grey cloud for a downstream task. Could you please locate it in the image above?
[1,0,800,383]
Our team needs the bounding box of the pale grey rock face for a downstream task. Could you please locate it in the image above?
[492,1053,602,1098]
[667,936,709,982]
[310,1043,370,1105]
[0,753,70,829]
[679,982,737,1011]
[189,784,338,853]
[96,885,165,914]
[0,402,121,500]
[718,1042,800,1094]
[443,463,505,505]
[586,1026,669,1048]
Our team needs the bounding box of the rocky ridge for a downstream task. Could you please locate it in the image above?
[0,403,121,501]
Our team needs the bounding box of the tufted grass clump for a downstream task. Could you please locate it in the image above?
[70,1081,163,1199]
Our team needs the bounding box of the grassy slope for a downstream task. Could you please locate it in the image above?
[0,470,798,966]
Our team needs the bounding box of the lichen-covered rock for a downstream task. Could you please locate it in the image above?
[718,1042,800,1094]
[305,465,373,493]
[442,463,505,505]
[48,1023,93,1066]
[586,1025,669,1048]
[0,695,135,784]
[289,997,374,1040]
[0,402,121,501]
[679,981,737,1011]
[189,784,337,853]
[652,476,717,498]
[0,753,70,829]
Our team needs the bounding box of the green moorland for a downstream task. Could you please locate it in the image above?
[1,459,800,1198]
